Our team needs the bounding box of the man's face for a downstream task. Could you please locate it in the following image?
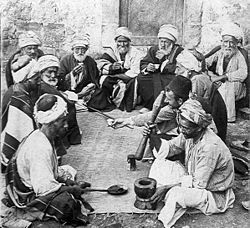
[175,63,188,77]
[221,35,237,58]
[158,38,173,52]
[21,45,39,59]
[73,46,88,62]
[116,36,130,55]
[41,67,58,87]
[53,115,69,137]
[164,88,180,108]
[178,115,201,139]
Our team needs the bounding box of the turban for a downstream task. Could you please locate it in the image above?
[179,98,212,128]
[18,31,42,48]
[176,49,201,72]
[37,55,60,72]
[221,23,244,40]
[157,24,178,42]
[34,94,68,124]
[114,27,132,41]
[167,75,192,100]
[72,34,90,49]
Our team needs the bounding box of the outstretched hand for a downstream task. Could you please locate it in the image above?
[150,185,170,204]
[142,123,156,136]
[107,118,132,129]
[72,64,83,76]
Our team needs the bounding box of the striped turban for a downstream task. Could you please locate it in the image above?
[179,98,212,128]
[37,55,60,72]
[72,34,90,49]
[114,27,132,41]
[18,31,42,48]
[34,94,68,124]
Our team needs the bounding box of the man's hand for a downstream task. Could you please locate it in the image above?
[150,185,169,204]
[72,64,83,76]
[111,62,123,71]
[11,54,32,72]
[107,118,133,129]
[142,123,156,136]
[146,63,156,72]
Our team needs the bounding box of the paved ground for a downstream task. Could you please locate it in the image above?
[1,107,249,228]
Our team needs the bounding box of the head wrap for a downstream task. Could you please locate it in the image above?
[72,34,90,49]
[179,98,212,128]
[157,24,178,42]
[221,23,244,40]
[18,31,42,48]
[34,94,68,124]
[176,49,201,72]
[114,27,132,41]
[167,75,192,100]
[37,55,60,72]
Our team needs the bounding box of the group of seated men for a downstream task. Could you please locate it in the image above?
[1,21,248,227]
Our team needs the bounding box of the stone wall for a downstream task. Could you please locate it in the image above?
[1,0,249,91]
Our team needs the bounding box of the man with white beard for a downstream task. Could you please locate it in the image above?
[57,35,100,100]
[207,23,248,122]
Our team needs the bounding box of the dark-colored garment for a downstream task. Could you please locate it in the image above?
[1,75,81,168]
[137,45,183,109]
[209,83,228,142]
[5,49,44,88]
[57,54,100,93]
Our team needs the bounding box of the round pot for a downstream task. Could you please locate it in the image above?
[134,177,157,199]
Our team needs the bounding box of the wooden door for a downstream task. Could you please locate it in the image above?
[120,0,184,48]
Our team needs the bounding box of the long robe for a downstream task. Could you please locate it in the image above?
[137,45,183,109]
[149,128,235,227]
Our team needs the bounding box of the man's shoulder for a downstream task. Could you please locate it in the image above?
[60,53,74,62]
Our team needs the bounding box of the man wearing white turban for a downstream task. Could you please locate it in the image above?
[5,31,44,88]
[5,94,91,226]
[94,27,144,111]
[58,35,100,101]
[145,97,235,228]
[206,22,248,122]
[137,24,184,113]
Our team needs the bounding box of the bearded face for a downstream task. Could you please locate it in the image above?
[115,36,130,55]
[21,45,39,59]
[41,67,59,87]
[73,46,88,62]
[221,35,237,58]
[158,37,174,55]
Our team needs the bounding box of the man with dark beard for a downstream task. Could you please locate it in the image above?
[96,27,143,111]
[57,35,100,100]
[207,23,248,122]
[137,24,183,113]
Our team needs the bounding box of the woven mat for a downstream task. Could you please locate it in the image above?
[64,109,162,213]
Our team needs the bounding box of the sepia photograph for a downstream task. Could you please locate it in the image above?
[0,0,249,227]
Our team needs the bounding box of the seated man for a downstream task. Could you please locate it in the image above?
[137,24,183,113]
[57,35,99,101]
[5,31,43,87]
[110,75,191,139]
[147,98,235,228]
[5,94,91,226]
[206,23,248,122]
[1,55,81,170]
[96,27,143,111]
[175,49,227,142]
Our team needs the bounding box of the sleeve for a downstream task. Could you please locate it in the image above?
[58,57,71,91]
[140,46,158,71]
[191,144,219,189]
[153,133,186,160]
[29,143,62,196]
[227,52,248,82]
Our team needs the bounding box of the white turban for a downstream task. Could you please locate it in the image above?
[18,31,42,48]
[221,23,244,40]
[72,34,90,49]
[34,94,68,124]
[114,27,132,41]
[37,55,60,72]
[176,49,201,72]
[157,24,178,42]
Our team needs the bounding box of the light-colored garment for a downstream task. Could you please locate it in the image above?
[16,130,62,196]
[12,59,38,83]
[207,49,247,121]
[150,128,235,227]
[191,73,212,99]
